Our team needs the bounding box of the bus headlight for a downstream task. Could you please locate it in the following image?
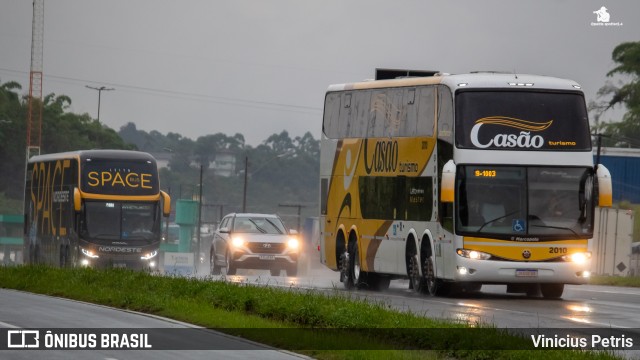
[81,248,99,259]
[456,248,492,260]
[231,237,245,248]
[141,250,158,260]
[562,252,591,264]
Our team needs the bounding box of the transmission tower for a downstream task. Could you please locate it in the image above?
[26,0,44,159]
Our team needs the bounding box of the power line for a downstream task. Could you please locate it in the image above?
[0,67,323,115]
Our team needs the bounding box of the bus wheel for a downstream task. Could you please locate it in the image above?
[32,244,40,264]
[345,240,362,290]
[540,284,564,299]
[210,252,221,275]
[409,254,426,293]
[424,255,440,296]
[59,246,69,267]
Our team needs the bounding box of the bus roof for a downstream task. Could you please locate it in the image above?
[327,72,583,93]
[28,149,156,164]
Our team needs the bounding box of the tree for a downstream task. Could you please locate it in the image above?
[592,41,640,147]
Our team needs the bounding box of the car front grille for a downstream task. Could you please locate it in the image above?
[247,242,286,254]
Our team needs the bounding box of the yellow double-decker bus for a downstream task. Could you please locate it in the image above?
[24,150,171,270]
[319,70,612,298]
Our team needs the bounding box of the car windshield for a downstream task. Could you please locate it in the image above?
[455,166,594,239]
[233,216,286,234]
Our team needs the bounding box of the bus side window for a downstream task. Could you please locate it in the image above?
[416,86,435,137]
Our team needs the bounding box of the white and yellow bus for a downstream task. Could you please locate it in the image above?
[319,71,612,298]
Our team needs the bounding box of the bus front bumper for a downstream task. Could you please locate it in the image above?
[451,257,591,285]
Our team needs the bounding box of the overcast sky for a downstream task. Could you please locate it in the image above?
[1,0,638,146]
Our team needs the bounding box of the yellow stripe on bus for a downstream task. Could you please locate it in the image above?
[463,237,588,261]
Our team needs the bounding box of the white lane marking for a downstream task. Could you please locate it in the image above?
[0,320,19,328]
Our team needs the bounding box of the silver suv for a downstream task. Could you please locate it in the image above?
[210,213,300,277]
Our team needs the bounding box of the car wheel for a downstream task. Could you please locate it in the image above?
[540,283,564,299]
[270,268,281,276]
[210,252,221,275]
[226,251,237,276]
[286,264,298,277]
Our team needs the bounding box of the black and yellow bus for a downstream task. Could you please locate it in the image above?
[24,150,171,270]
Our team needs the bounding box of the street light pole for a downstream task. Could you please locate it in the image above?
[242,156,248,213]
[85,85,114,123]
[241,149,294,213]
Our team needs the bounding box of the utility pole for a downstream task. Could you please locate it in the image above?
[242,156,248,212]
[279,204,307,232]
[197,165,203,260]
[85,85,114,123]
[26,0,44,160]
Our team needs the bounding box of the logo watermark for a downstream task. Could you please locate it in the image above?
[591,6,623,27]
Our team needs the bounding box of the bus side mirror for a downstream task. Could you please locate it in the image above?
[597,165,612,207]
[440,160,456,203]
[161,191,171,217]
[73,187,82,212]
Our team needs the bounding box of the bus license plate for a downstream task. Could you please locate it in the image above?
[259,255,275,260]
[516,269,538,277]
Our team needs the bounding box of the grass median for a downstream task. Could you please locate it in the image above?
[0,265,625,360]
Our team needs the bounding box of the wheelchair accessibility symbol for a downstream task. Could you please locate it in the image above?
[512,219,525,232]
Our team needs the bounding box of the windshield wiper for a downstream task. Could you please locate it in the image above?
[248,219,267,233]
[92,234,120,240]
[530,224,579,236]
[264,218,284,234]
[477,210,520,232]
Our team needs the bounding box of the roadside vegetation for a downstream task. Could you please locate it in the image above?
[590,275,640,287]
[0,265,624,360]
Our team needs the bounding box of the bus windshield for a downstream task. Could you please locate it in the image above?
[83,202,160,243]
[456,166,594,239]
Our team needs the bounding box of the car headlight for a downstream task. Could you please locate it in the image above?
[562,252,591,264]
[231,237,245,248]
[456,248,492,260]
[81,248,99,259]
[287,238,299,250]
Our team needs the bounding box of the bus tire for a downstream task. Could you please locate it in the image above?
[345,239,362,290]
[32,244,40,264]
[425,254,444,296]
[540,283,564,299]
[59,245,69,268]
[409,254,427,294]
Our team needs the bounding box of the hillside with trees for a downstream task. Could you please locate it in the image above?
[0,80,320,227]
